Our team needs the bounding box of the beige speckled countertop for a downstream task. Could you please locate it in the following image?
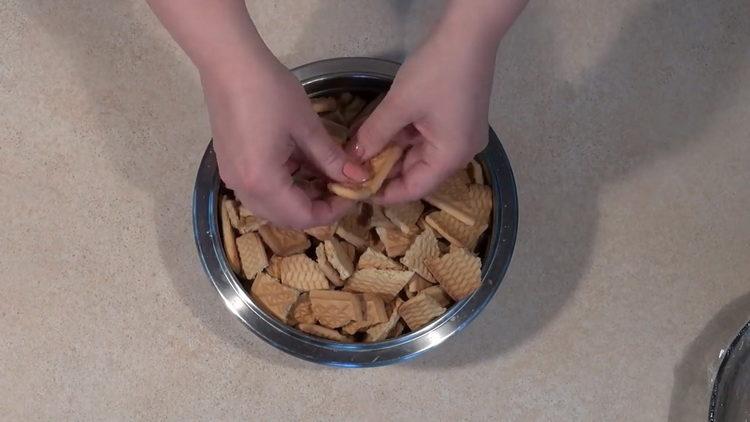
[2,1,749,420]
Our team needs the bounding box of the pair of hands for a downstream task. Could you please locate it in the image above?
[205,34,496,229]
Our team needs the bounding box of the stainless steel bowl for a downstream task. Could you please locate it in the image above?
[192,57,518,367]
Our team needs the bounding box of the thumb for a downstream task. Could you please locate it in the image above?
[293,117,369,183]
[353,93,414,161]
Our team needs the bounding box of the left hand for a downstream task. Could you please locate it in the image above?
[353,29,498,204]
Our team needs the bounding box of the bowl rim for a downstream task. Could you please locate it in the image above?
[192,57,519,367]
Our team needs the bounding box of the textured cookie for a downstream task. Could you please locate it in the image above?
[468,159,484,185]
[424,171,475,225]
[304,223,338,242]
[335,210,370,250]
[297,323,354,343]
[344,269,414,301]
[407,274,434,295]
[221,196,242,275]
[235,232,268,280]
[266,255,284,279]
[315,243,343,287]
[324,238,354,280]
[424,211,488,251]
[375,226,415,258]
[388,321,405,339]
[369,204,397,230]
[236,215,267,234]
[233,201,267,233]
[421,285,452,307]
[237,203,254,218]
[250,272,300,323]
[289,292,315,325]
[384,201,424,234]
[467,184,493,224]
[400,228,440,283]
[357,247,403,271]
[224,197,241,228]
[398,293,446,331]
[258,225,310,256]
[310,289,364,328]
[364,298,403,343]
[341,293,388,335]
[425,248,481,301]
[279,254,329,291]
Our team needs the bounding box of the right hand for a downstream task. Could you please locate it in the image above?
[200,53,369,229]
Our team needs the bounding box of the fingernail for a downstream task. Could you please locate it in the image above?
[343,161,370,183]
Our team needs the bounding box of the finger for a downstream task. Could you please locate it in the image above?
[236,167,354,229]
[292,116,369,183]
[353,92,416,161]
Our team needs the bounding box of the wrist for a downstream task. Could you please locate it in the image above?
[198,44,278,90]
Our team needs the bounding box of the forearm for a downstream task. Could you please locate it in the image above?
[435,0,529,51]
[146,0,269,74]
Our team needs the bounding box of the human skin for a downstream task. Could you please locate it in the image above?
[146,0,528,227]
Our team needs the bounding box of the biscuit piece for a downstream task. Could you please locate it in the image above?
[298,323,354,343]
[407,274,434,294]
[400,228,440,283]
[344,269,414,301]
[328,144,403,200]
[236,232,268,280]
[335,210,370,250]
[384,201,424,234]
[425,211,488,251]
[420,285,452,307]
[233,204,267,233]
[237,203,253,218]
[372,239,386,254]
[369,204,397,230]
[375,226,415,258]
[266,255,284,279]
[250,272,300,323]
[341,293,388,335]
[357,247,403,271]
[258,225,310,256]
[365,298,403,342]
[468,159,484,185]
[310,290,364,329]
[424,171,475,225]
[324,238,354,280]
[315,243,343,287]
[467,184,493,224]
[388,321,405,339]
[311,96,337,113]
[279,254,329,291]
[221,196,242,274]
[304,223,338,242]
[398,293,446,331]
[289,292,315,325]
[425,248,481,301]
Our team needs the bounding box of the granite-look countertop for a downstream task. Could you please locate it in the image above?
[2,1,749,420]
